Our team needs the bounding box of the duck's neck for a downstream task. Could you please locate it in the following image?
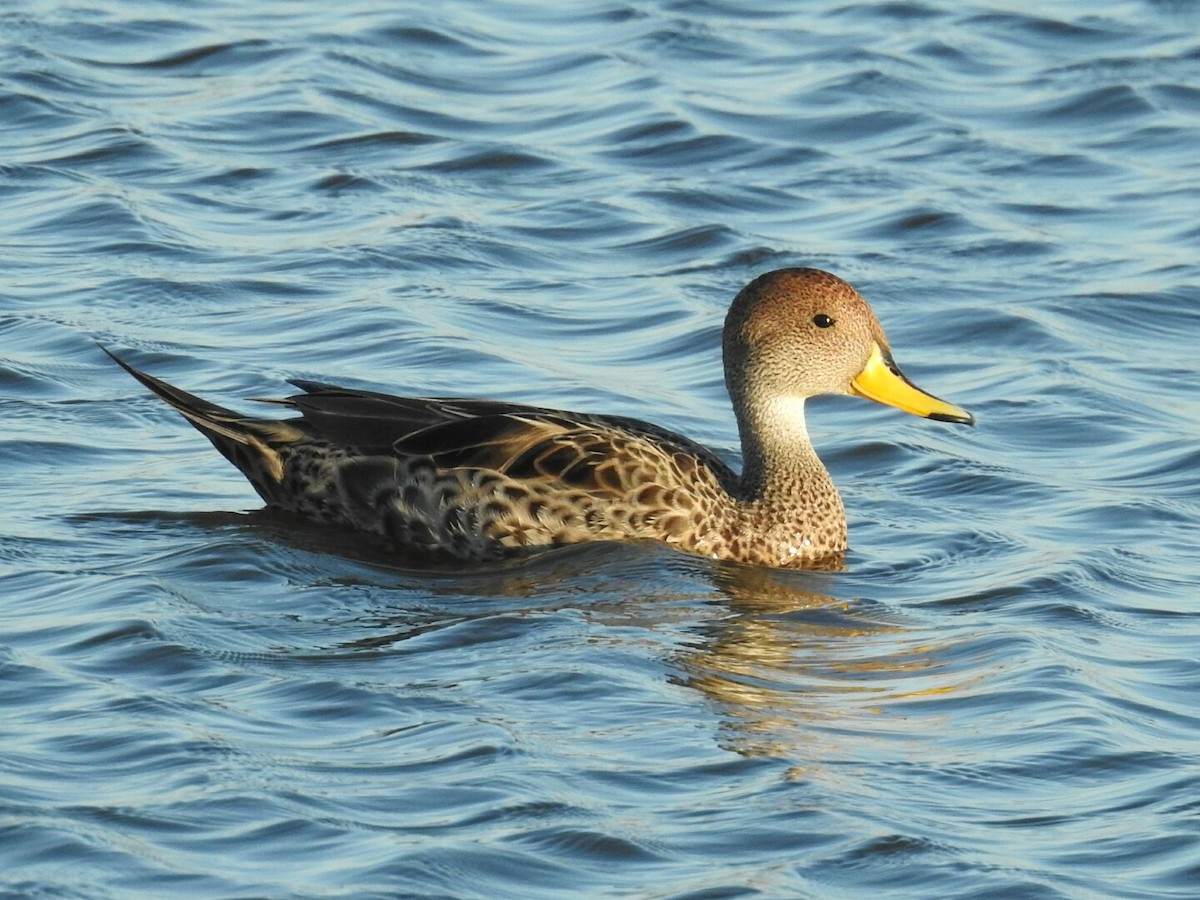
[732,395,847,553]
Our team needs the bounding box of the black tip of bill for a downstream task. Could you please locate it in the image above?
[928,409,976,427]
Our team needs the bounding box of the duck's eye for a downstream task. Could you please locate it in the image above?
[813,313,835,328]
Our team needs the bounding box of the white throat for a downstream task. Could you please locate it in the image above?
[765,395,810,441]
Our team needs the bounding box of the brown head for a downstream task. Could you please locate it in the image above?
[723,267,974,427]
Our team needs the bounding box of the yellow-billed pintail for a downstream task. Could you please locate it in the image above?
[106,268,973,569]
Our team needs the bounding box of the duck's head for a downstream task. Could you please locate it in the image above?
[723,268,974,426]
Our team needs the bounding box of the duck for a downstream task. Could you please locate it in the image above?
[106,268,973,569]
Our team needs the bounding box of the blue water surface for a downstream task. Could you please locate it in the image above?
[3,1,1200,897]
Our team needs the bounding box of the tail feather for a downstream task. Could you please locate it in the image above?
[102,347,256,442]
[103,347,301,488]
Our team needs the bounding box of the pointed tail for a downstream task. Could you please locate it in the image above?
[103,347,301,493]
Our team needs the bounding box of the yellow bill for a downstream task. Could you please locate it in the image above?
[850,342,974,425]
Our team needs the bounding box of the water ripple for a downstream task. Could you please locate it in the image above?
[3,0,1200,896]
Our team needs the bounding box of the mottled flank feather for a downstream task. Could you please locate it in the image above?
[107,269,973,569]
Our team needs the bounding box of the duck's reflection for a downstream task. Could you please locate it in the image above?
[671,561,911,758]
[296,529,932,759]
[135,509,932,759]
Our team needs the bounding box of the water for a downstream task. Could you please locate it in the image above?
[3,0,1199,896]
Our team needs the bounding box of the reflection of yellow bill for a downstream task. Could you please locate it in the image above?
[850,342,974,425]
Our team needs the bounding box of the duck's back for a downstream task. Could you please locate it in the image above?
[266,383,740,561]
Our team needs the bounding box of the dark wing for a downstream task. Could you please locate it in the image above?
[274,383,736,496]
[269,382,559,456]
[395,407,738,497]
